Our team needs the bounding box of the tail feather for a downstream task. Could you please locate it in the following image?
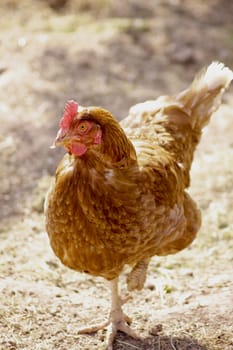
[178,62,233,129]
[194,62,233,91]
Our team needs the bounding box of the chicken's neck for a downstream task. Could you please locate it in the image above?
[77,120,137,169]
[70,132,140,211]
[100,122,137,166]
[71,124,138,195]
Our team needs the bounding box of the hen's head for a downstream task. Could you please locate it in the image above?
[53,100,136,163]
[52,100,103,156]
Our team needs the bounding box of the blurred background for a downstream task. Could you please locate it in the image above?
[0,0,233,220]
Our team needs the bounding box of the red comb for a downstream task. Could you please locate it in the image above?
[59,100,79,129]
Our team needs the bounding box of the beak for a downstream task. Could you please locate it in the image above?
[50,128,69,149]
[50,142,57,149]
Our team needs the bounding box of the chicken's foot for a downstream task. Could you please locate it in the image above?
[77,278,138,350]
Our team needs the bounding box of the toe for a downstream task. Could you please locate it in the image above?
[77,319,110,334]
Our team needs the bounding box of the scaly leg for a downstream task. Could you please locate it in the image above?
[127,258,150,291]
[105,278,138,349]
[77,278,138,350]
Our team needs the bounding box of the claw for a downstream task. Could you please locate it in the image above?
[106,321,138,350]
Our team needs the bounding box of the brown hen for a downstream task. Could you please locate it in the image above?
[45,62,233,349]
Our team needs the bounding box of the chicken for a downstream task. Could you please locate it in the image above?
[45,62,233,349]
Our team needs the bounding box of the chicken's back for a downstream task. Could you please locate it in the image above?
[122,62,233,187]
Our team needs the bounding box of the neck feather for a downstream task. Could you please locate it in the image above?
[100,121,136,165]
[79,107,137,166]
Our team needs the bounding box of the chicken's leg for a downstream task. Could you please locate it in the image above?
[105,278,138,349]
[77,278,138,349]
[127,258,150,291]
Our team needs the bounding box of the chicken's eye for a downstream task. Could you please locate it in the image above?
[77,121,91,134]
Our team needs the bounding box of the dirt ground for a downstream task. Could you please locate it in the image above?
[0,0,233,349]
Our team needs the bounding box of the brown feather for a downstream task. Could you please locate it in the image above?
[45,62,232,281]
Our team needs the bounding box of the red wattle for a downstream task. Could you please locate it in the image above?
[70,142,88,156]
